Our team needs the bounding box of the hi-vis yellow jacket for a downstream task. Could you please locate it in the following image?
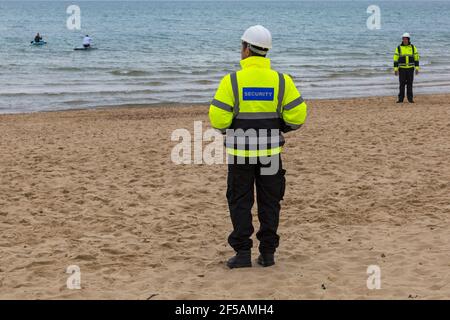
[208,56,307,157]
[394,44,420,71]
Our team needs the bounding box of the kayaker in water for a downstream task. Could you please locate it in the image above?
[83,35,92,48]
[34,33,42,43]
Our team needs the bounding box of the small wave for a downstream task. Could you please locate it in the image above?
[139,81,167,86]
[110,70,150,76]
[324,68,391,79]
[427,60,448,66]
[183,94,209,100]
[48,66,84,72]
[0,88,161,98]
[160,70,198,75]
[62,100,90,106]
[191,79,215,85]
[0,92,66,97]
[190,70,213,75]
[48,66,111,72]
[157,69,213,76]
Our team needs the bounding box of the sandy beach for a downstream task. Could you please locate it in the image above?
[0,94,449,300]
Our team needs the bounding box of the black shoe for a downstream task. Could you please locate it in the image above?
[408,99,415,103]
[396,100,403,103]
[257,253,275,267]
[227,250,252,269]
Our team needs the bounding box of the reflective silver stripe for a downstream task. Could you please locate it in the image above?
[285,121,303,130]
[227,142,283,150]
[225,136,282,149]
[211,99,233,112]
[230,72,239,117]
[283,96,304,111]
[235,112,280,119]
[277,72,285,116]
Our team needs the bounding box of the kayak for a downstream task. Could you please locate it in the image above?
[74,47,97,51]
[31,41,47,46]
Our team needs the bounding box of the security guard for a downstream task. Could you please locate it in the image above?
[394,33,420,103]
[208,25,307,268]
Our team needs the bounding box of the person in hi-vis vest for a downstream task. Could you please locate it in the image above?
[394,32,420,103]
[209,25,307,268]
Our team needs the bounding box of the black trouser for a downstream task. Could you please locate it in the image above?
[226,155,286,254]
[398,68,415,101]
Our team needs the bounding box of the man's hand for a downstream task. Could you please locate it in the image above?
[415,69,419,75]
[395,70,398,76]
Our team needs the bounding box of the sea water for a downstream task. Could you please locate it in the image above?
[0,0,449,113]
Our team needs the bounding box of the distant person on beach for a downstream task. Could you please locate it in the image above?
[209,25,307,269]
[394,33,420,103]
[34,33,42,43]
[83,35,92,48]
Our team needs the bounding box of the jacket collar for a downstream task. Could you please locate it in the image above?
[240,56,271,69]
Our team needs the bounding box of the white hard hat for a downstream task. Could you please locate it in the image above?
[402,32,411,38]
[241,25,272,49]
